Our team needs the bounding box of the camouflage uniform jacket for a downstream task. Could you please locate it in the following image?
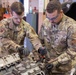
[39,14,76,67]
[0,17,42,52]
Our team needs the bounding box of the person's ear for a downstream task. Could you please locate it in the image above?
[60,10,63,13]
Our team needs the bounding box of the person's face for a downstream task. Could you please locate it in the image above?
[46,10,63,24]
[12,11,24,25]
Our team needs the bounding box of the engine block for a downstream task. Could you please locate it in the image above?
[0,53,45,75]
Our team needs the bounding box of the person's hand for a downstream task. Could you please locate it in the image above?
[38,47,47,56]
[17,46,30,59]
[45,63,53,71]
[37,47,48,62]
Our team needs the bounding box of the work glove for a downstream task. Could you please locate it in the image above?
[45,63,54,71]
[37,47,49,63]
[17,46,30,59]
[38,47,47,56]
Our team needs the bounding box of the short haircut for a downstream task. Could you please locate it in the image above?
[46,0,62,13]
[10,2,24,15]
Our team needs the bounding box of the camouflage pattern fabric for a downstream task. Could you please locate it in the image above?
[0,17,42,53]
[39,14,76,72]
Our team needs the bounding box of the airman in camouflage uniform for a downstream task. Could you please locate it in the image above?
[39,0,76,75]
[0,2,42,55]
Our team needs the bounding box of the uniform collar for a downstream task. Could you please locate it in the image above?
[8,17,21,32]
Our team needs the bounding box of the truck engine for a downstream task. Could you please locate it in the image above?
[0,48,45,75]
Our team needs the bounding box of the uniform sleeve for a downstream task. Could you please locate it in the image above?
[0,21,20,52]
[39,24,45,45]
[25,24,42,51]
[55,24,76,66]
[39,19,51,46]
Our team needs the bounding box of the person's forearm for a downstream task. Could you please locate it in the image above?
[1,38,20,51]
